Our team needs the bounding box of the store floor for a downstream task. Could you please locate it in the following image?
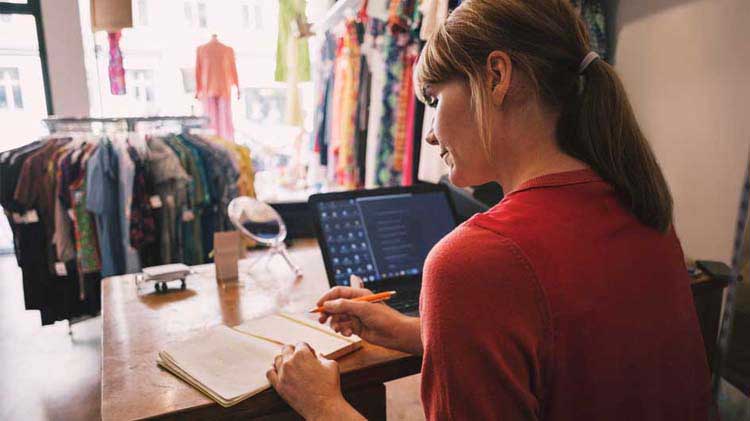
[0,255,424,421]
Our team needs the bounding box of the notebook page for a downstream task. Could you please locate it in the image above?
[161,325,280,401]
[234,313,359,358]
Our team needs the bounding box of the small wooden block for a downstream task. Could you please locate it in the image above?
[214,231,241,283]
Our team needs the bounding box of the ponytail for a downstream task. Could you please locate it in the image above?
[558,59,673,232]
[414,0,674,232]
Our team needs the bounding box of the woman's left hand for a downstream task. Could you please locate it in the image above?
[267,342,361,420]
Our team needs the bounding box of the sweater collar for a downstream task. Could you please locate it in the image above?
[504,168,603,198]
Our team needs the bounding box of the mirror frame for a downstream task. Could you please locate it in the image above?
[227,197,287,246]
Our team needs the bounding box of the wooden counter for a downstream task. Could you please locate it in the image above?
[101,239,422,420]
[101,238,726,419]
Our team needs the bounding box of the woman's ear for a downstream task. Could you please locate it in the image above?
[486,51,512,107]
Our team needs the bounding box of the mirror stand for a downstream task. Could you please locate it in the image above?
[228,196,303,280]
[244,242,303,279]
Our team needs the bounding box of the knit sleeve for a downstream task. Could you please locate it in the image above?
[419,223,551,420]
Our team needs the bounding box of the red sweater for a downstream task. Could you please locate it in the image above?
[419,169,711,420]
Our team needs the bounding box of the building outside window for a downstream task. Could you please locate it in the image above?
[184,1,207,28]
[252,1,263,30]
[241,2,262,30]
[0,67,24,110]
[241,4,250,28]
[244,86,284,125]
[135,0,149,26]
[126,69,155,103]
[0,12,47,148]
[183,2,193,26]
[197,2,207,28]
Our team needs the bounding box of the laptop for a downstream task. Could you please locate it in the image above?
[309,184,459,315]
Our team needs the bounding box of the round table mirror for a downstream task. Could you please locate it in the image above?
[228,197,302,278]
[228,196,286,245]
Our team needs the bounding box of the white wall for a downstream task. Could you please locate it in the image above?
[40,0,90,116]
[614,0,750,262]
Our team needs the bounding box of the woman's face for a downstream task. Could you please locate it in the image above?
[425,80,497,187]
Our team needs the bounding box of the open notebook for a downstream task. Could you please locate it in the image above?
[157,313,361,407]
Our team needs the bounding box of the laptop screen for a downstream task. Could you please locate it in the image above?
[314,190,457,287]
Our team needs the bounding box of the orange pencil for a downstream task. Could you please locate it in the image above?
[308,291,397,313]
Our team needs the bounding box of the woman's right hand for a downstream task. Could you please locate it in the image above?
[317,276,422,354]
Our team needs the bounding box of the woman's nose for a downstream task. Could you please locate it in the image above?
[425,129,439,146]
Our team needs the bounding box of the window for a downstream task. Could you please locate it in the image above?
[253,2,263,29]
[180,67,196,93]
[126,69,155,103]
[0,12,48,148]
[183,2,192,25]
[197,2,207,28]
[80,1,318,200]
[184,1,206,28]
[241,4,249,28]
[244,87,285,125]
[0,67,23,110]
[135,0,149,26]
[242,1,262,30]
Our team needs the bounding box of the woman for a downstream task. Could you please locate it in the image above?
[266,0,712,419]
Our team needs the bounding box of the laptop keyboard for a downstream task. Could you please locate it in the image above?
[383,289,420,313]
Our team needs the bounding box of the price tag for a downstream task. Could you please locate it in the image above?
[24,210,39,223]
[54,262,68,276]
[73,191,84,204]
[149,195,163,209]
[182,210,195,222]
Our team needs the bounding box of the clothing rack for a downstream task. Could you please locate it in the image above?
[43,115,208,132]
[2,123,256,331]
[8,122,127,335]
[311,0,425,189]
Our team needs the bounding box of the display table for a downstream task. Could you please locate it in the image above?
[100,238,725,420]
[101,239,422,420]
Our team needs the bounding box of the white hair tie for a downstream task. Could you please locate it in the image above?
[578,51,600,74]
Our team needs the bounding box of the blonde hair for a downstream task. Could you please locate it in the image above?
[414,0,674,232]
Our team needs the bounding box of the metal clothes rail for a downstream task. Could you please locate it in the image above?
[43,115,208,132]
